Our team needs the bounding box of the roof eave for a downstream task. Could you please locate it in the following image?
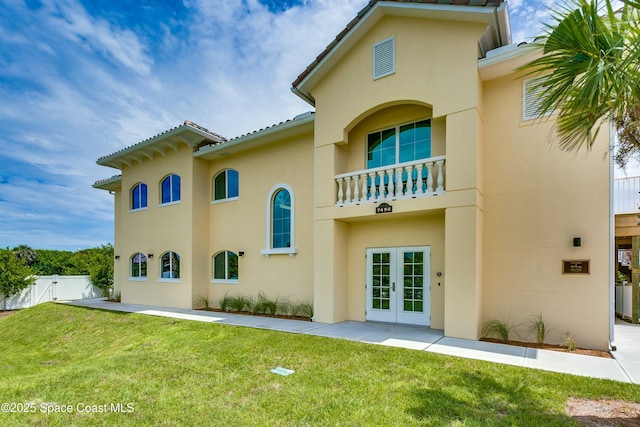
[93,174,122,191]
[97,123,226,170]
[195,112,315,160]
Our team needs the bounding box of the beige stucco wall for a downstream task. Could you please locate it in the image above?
[206,133,315,307]
[482,71,611,350]
[115,145,198,309]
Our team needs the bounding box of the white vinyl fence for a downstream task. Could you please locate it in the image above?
[615,283,634,321]
[1,275,103,310]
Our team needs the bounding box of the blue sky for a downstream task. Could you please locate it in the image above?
[0,0,618,250]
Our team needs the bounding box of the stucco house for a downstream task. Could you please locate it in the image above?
[94,0,613,350]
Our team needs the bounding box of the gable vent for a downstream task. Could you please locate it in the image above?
[373,37,395,80]
[522,77,552,121]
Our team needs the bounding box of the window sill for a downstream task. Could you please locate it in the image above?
[211,279,239,284]
[211,197,239,205]
[159,201,181,208]
[261,248,298,258]
[158,278,181,283]
[129,277,147,282]
[129,207,148,213]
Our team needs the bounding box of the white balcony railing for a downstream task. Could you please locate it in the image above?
[335,156,445,206]
[615,176,640,214]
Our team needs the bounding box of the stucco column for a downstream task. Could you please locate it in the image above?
[444,205,483,339]
[442,107,483,339]
[313,219,348,323]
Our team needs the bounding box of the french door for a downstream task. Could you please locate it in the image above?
[365,246,430,326]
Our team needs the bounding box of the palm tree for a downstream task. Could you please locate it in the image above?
[13,244,36,267]
[519,0,640,168]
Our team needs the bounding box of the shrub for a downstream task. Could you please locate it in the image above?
[481,318,516,344]
[526,314,551,345]
[193,295,210,310]
[563,334,577,352]
[253,293,287,316]
[228,294,252,312]
[219,293,233,312]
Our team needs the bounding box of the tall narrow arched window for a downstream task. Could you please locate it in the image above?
[261,184,297,256]
[160,174,181,205]
[160,251,180,279]
[131,183,148,210]
[212,251,238,283]
[213,169,239,202]
[272,189,291,248]
[130,253,147,279]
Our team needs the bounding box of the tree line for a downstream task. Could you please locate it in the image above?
[1,244,114,310]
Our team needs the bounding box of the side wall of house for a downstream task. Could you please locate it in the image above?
[206,133,315,307]
[116,145,197,309]
[482,72,611,350]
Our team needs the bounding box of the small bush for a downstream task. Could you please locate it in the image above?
[481,318,516,344]
[289,301,313,319]
[193,295,210,310]
[526,314,551,345]
[228,294,252,312]
[563,334,577,352]
[219,293,233,312]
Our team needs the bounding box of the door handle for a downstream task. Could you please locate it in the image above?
[392,282,395,292]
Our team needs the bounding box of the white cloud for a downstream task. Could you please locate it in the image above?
[42,0,153,75]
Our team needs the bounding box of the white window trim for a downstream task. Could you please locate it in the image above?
[212,251,239,282]
[211,196,239,205]
[158,200,181,208]
[366,117,432,167]
[158,278,180,283]
[129,277,147,282]
[261,183,297,257]
[211,279,239,284]
[212,169,239,203]
[129,206,148,213]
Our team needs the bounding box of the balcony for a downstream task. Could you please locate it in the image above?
[335,156,445,206]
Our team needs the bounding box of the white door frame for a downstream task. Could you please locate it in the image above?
[365,246,430,326]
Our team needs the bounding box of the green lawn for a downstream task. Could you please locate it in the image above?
[0,304,638,426]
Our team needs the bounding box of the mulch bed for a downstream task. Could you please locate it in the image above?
[480,338,612,359]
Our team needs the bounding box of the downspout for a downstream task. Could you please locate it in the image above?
[610,120,617,351]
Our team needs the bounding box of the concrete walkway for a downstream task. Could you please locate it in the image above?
[62,299,639,384]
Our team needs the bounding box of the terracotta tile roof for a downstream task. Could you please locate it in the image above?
[292,0,506,88]
[93,174,121,186]
[97,120,227,162]
[229,111,315,141]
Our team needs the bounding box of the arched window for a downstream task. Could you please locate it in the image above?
[272,189,291,248]
[160,251,180,279]
[130,253,147,279]
[213,169,239,202]
[160,174,181,205]
[261,184,296,256]
[131,183,148,210]
[212,251,238,282]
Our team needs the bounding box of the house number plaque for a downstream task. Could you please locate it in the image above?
[376,203,392,214]
[562,260,590,275]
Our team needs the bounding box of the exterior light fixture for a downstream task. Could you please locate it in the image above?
[239,251,245,257]
[115,255,120,260]
[573,237,582,247]
[148,253,154,259]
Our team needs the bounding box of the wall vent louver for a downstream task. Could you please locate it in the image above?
[373,37,395,80]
